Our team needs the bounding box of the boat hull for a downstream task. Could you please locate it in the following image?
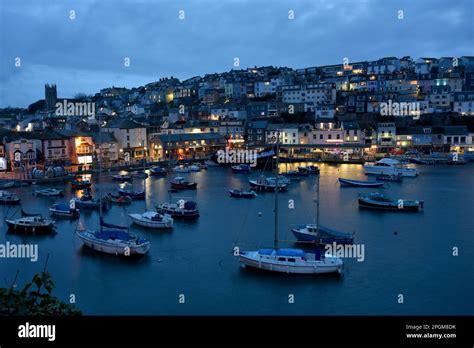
[364,165,418,177]
[291,227,354,245]
[358,198,421,211]
[77,232,150,255]
[239,253,342,274]
[6,221,54,234]
[129,214,173,229]
[338,178,385,187]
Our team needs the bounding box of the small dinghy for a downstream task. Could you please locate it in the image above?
[170,177,197,190]
[112,174,132,182]
[34,188,64,196]
[358,192,423,212]
[376,174,403,182]
[188,164,201,172]
[228,189,257,198]
[0,191,21,205]
[49,203,80,218]
[128,211,173,229]
[155,200,199,218]
[231,164,251,173]
[106,193,132,204]
[149,166,167,176]
[339,178,385,188]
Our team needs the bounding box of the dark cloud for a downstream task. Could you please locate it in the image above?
[0,0,472,107]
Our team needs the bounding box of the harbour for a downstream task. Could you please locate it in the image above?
[0,161,472,315]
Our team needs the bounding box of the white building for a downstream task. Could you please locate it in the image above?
[453,92,474,116]
[281,83,336,105]
[266,124,299,145]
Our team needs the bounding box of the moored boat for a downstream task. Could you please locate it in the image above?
[228,188,257,198]
[376,174,403,182]
[76,218,150,256]
[358,192,423,211]
[106,193,132,204]
[128,211,173,229]
[0,191,21,205]
[6,215,55,234]
[49,203,80,218]
[291,224,354,245]
[204,160,219,167]
[298,165,320,175]
[249,176,288,192]
[131,170,148,178]
[149,166,167,176]
[364,158,418,177]
[118,185,145,199]
[338,178,385,188]
[155,200,199,218]
[172,165,191,173]
[112,174,132,182]
[170,176,197,190]
[34,188,64,196]
[71,178,91,190]
[0,181,15,189]
[232,164,251,173]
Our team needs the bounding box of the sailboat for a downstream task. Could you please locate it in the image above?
[291,175,354,245]
[76,115,151,256]
[238,131,344,274]
[128,155,173,229]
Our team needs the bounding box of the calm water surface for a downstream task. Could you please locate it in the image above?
[0,163,473,315]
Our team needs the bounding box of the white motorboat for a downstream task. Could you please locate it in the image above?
[129,211,173,229]
[364,158,418,177]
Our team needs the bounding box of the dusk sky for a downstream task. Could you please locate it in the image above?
[0,0,473,107]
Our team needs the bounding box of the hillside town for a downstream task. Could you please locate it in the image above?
[0,55,473,175]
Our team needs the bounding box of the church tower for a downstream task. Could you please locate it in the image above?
[44,83,57,111]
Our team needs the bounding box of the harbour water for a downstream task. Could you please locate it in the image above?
[0,163,472,315]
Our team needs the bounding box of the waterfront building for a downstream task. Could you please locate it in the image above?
[103,118,147,161]
[92,131,119,166]
[266,123,299,145]
[376,123,397,147]
[149,132,225,161]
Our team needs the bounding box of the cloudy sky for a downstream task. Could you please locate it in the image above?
[0,0,472,107]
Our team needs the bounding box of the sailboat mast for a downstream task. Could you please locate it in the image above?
[98,111,103,230]
[274,130,280,250]
[316,172,320,232]
[143,141,147,211]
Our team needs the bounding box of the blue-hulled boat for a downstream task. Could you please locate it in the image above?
[358,192,423,212]
[49,203,80,218]
[291,224,354,245]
